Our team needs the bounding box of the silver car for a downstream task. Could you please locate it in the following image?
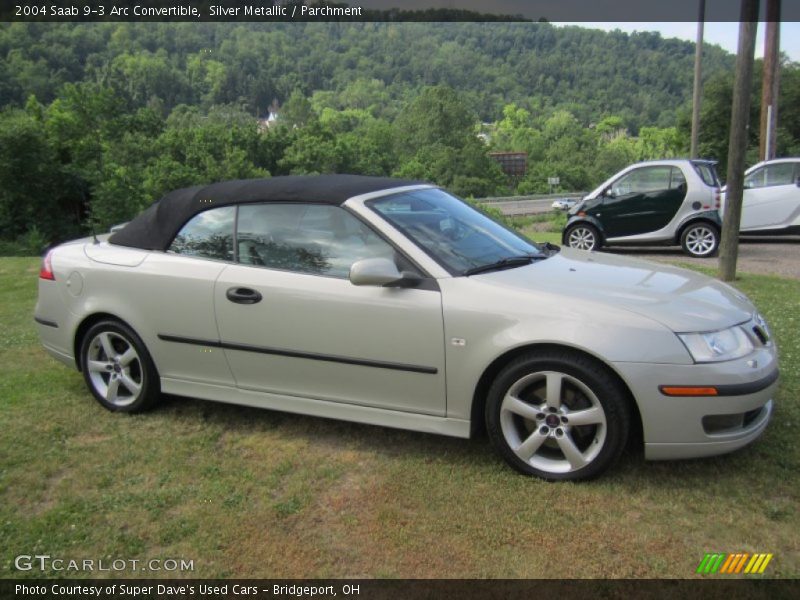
[721,158,800,235]
[35,176,778,481]
[551,198,578,211]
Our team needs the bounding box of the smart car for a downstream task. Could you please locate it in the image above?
[35,175,777,480]
[563,159,722,257]
[721,158,800,235]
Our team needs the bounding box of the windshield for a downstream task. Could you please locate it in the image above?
[367,188,546,275]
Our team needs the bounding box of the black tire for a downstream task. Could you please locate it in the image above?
[79,320,160,413]
[680,222,719,258]
[485,349,630,481]
[564,223,601,251]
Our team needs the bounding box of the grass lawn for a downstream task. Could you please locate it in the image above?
[1,255,798,579]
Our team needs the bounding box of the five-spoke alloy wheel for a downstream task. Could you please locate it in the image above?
[486,350,630,481]
[80,320,159,412]
[565,224,600,251]
[680,222,719,258]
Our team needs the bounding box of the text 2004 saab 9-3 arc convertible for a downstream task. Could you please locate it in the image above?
[35,175,778,480]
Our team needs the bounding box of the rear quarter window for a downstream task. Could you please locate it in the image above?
[692,163,720,187]
[168,206,236,261]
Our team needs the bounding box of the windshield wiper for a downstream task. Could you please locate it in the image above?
[462,254,545,276]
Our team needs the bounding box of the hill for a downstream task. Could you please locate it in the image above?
[0,22,734,129]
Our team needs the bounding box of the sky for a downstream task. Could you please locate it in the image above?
[357,2,800,62]
[561,22,800,62]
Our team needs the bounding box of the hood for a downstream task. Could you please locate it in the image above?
[477,248,754,332]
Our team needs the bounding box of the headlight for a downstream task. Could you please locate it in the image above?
[678,325,754,363]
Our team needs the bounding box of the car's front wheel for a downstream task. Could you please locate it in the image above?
[79,320,160,412]
[485,350,630,481]
[565,223,600,251]
[680,222,719,258]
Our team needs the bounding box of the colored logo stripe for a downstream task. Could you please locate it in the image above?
[697,553,773,574]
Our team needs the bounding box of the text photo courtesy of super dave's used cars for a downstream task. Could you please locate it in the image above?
[35,175,778,481]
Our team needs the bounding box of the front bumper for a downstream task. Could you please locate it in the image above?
[613,345,778,460]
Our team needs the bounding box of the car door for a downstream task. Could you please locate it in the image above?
[742,162,800,230]
[600,166,683,237]
[144,205,237,386]
[214,202,447,416]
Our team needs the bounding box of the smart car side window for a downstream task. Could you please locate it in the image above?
[764,163,795,187]
[744,167,766,189]
[168,206,235,261]
[745,164,795,189]
[236,203,398,278]
[611,166,672,197]
[669,167,687,190]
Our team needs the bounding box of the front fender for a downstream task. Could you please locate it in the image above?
[562,215,606,243]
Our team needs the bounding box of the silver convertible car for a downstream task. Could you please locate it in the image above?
[35,176,778,480]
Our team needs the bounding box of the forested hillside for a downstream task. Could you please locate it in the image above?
[0,22,734,127]
[1,21,798,253]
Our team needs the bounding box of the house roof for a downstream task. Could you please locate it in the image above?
[108,175,424,251]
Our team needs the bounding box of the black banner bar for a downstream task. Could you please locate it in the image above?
[2,0,800,23]
[3,579,800,600]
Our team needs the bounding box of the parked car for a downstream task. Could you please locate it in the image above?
[36,175,777,481]
[551,198,578,211]
[720,158,800,235]
[563,159,722,257]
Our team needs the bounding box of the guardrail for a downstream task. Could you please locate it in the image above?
[476,192,587,216]
[477,192,587,203]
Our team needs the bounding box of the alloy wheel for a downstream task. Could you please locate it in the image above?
[683,225,717,257]
[499,370,607,475]
[85,331,144,407]
[567,226,598,251]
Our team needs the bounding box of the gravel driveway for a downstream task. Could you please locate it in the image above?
[608,236,800,280]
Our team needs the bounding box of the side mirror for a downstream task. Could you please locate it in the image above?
[349,258,404,287]
[604,188,615,199]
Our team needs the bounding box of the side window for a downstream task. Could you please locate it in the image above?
[611,166,672,197]
[168,206,235,261]
[744,164,794,189]
[744,167,766,189]
[237,204,398,278]
[764,163,795,186]
[669,167,687,190]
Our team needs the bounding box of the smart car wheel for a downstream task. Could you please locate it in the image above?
[80,320,160,413]
[486,350,630,481]
[680,223,719,258]
[565,224,600,251]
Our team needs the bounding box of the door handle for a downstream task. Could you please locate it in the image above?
[226,287,262,305]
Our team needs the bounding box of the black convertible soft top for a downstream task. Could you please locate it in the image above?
[108,175,425,251]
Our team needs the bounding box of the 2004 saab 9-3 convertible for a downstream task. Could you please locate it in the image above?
[35,176,778,480]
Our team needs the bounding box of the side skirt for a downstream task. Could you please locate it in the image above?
[160,377,471,439]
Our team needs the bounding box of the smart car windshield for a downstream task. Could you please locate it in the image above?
[368,188,548,275]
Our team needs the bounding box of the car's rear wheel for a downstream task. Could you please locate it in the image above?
[485,350,629,481]
[680,222,719,258]
[80,320,160,412]
[565,224,600,251]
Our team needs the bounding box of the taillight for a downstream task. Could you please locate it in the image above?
[714,189,721,210]
[39,250,55,280]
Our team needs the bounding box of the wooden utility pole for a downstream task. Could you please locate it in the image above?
[719,0,760,282]
[690,0,706,158]
[759,0,781,161]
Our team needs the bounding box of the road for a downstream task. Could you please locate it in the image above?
[610,236,800,280]
[482,195,584,215]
